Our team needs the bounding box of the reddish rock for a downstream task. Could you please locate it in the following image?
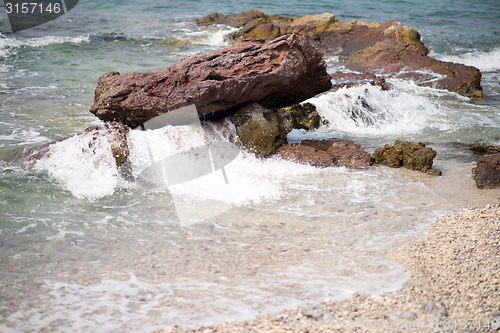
[280,139,372,168]
[280,144,334,167]
[4,122,129,168]
[196,10,483,99]
[90,34,332,128]
[472,154,500,189]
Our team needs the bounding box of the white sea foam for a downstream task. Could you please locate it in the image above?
[128,125,319,207]
[0,123,50,146]
[433,47,500,72]
[1,260,406,332]
[0,35,90,58]
[31,123,319,205]
[34,127,123,201]
[308,83,449,137]
[185,25,239,47]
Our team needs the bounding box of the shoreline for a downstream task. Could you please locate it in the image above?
[155,203,500,333]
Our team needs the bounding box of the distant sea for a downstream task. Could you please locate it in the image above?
[0,1,499,332]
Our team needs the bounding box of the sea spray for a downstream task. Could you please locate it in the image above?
[0,35,91,59]
[308,83,448,137]
[433,47,500,73]
[34,127,123,200]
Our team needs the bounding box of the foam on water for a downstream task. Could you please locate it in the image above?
[34,128,123,200]
[31,123,318,207]
[0,35,90,58]
[185,25,240,47]
[129,125,320,207]
[0,122,49,147]
[2,7,500,332]
[308,83,450,137]
[433,47,500,72]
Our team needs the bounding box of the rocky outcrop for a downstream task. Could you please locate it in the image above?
[280,139,372,168]
[196,9,483,99]
[90,34,332,128]
[229,103,293,158]
[4,122,129,168]
[372,141,441,175]
[472,154,500,189]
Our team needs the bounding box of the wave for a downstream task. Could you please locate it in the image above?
[183,25,239,48]
[33,123,319,204]
[308,83,449,137]
[34,127,123,200]
[433,47,500,72]
[0,122,50,147]
[0,34,90,58]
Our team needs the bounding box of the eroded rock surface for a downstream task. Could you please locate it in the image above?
[229,103,293,158]
[196,9,483,99]
[280,139,372,168]
[473,154,500,189]
[4,122,129,169]
[372,141,441,175]
[90,34,332,128]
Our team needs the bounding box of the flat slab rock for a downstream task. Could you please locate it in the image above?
[280,139,373,168]
[90,34,332,128]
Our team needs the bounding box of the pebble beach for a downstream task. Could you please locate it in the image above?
[156,203,500,333]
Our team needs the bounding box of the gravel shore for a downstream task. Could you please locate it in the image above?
[155,204,500,333]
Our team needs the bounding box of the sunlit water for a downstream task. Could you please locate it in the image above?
[0,0,499,331]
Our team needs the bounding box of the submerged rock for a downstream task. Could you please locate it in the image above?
[372,141,441,175]
[196,9,483,99]
[90,34,332,128]
[472,153,500,189]
[280,139,372,168]
[466,143,500,155]
[4,122,129,169]
[229,103,293,158]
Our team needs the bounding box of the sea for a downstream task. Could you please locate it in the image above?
[0,0,499,332]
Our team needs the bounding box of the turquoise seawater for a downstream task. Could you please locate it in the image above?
[0,1,499,332]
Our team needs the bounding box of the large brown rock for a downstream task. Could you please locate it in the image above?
[280,139,372,168]
[372,141,441,175]
[229,103,293,158]
[4,122,129,169]
[472,154,500,189]
[90,34,332,128]
[196,10,483,99]
[340,20,483,99]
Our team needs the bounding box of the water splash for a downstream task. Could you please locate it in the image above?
[433,47,500,72]
[308,83,449,137]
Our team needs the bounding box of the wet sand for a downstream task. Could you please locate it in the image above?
[155,203,500,333]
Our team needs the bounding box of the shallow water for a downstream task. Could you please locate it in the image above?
[0,0,499,332]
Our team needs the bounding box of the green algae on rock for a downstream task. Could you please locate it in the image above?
[373,141,441,175]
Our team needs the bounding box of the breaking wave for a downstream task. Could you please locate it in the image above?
[433,47,500,72]
[308,83,449,137]
[0,34,90,58]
